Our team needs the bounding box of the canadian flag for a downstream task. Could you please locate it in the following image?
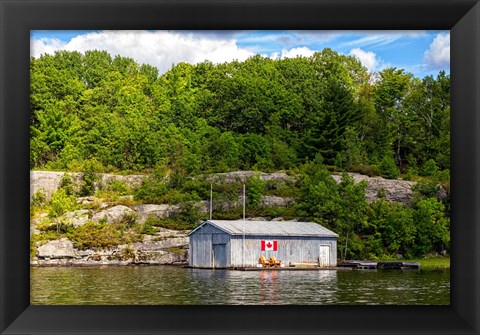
[261,240,278,251]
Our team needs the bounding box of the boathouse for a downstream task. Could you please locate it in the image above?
[188,220,338,268]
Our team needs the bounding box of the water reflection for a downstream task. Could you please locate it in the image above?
[30,266,449,305]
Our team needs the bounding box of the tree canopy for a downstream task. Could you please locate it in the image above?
[30,49,450,177]
[30,49,450,259]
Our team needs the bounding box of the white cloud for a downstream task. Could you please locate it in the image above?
[31,38,66,57]
[31,30,255,74]
[340,31,427,49]
[280,47,316,59]
[342,34,401,49]
[270,51,280,60]
[424,32,450,70]
[239,31,338,48]
[349,48,379,72]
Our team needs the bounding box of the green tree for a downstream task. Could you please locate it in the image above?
[246,174,265,207]
[411,198,450,256]
[297,159,369,259]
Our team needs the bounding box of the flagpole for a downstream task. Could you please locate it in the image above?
[243,184,245,267]
[210,183,213,220]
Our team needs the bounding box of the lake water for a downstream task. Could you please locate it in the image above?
[30,266,450,305]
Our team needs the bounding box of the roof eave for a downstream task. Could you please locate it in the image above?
[229,233,339,238]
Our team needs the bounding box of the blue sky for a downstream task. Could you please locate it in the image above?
[30,30,449,78]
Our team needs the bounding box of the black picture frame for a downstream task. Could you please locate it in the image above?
[1,0,479,334]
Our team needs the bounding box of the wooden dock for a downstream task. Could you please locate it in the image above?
[338,261,420,270]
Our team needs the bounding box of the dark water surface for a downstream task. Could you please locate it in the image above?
[30,266,450,305]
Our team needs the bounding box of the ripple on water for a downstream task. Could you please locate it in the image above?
[30,267,449,305]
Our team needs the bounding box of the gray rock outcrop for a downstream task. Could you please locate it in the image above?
[92,205,136,224]
[30,171,145,201]
[61,209,90,227]
[37,238,76,259]
[260,196,295,207]
[33,229,189,266]
[331,173,416,204]
[31,170,448,210]
[207,170,294,183]
[132,204,179,222]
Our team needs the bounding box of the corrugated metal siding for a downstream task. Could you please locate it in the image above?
[206,220,338,237]
[229,236,337,267]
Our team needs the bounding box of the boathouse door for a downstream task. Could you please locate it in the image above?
[319,245,330,267]
[213,244,227,268]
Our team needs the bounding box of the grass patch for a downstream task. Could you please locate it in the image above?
[406,256,450,269]
[144,217,198,231]
[165,247,185,255]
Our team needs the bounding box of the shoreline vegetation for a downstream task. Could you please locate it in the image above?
[30,169,450,267]
[30,49,450,266]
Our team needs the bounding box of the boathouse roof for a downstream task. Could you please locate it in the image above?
[188,219,339,238]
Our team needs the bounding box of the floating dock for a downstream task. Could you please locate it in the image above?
[337,260,420,270]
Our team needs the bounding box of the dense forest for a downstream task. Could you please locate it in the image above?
[30,49,450,259]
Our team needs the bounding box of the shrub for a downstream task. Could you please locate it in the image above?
[380,156,400,179]
[68,222,125,250]
[80,159,101,196]
[246,174,265,206]
[120,247,135,260]
[434,169,450,183]
[412,180,440,200]
[403,167,417,181]
[166,247,185,255]
[145,218,198,231]
[115,212,139,230]
[176,201,204,226]
[60,173,77,196]
[106,179,130,195]
[31,189,47,207]
[136,220,158,235]
[263,179,299,198]
[134,165,169,203]
[48,189,77,219]
[421,159,439,177]
[351,164,381,177]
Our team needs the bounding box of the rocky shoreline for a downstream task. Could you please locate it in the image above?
[30,170,446,267]
[31,229,190,267]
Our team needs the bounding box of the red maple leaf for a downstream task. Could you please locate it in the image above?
[266,242,273,248]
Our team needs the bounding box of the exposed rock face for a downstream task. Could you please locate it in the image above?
[132,204,179,222]
[61,209,90,227]
[131,237,188,251]
[207,171,294,183]
[30,171,145,201]
[30,171,77,201]
[77,196,99,205]
[92,205,136,224]
[33,229,189,266]
[331,174,416,204]
[260,196,295,207]
[98,174,145,189]
[32,170,447,206]
[37,238,76,259]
